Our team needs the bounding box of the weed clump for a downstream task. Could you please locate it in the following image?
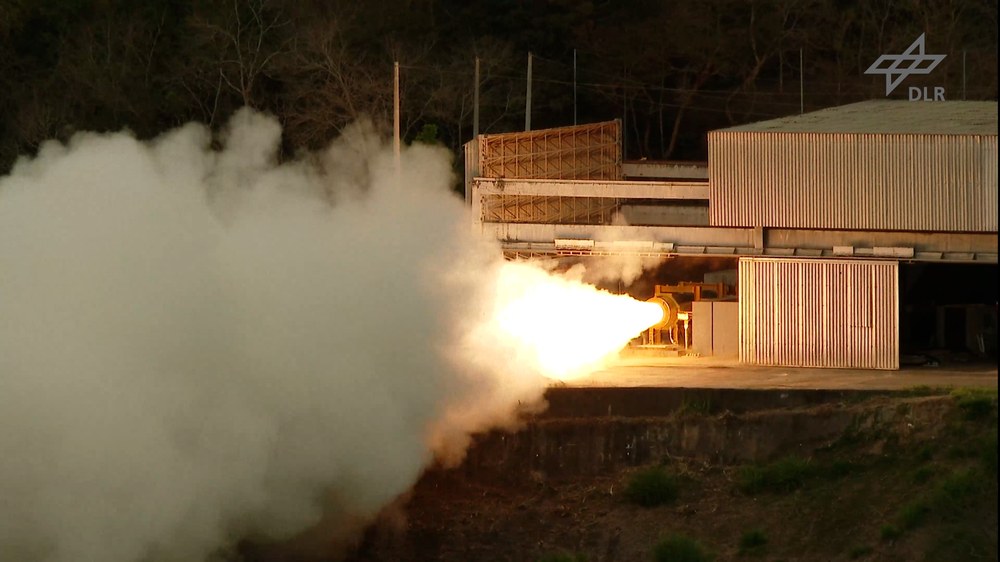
[624,466,679,507]
[653,534,712,562]
[737,456,813,494]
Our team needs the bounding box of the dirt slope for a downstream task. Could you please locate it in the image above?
[343,390,998,562]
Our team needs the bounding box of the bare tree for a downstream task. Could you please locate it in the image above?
[277,10,394,148]
[188,0,290,110]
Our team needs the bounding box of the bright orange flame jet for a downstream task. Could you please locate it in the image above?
[489,261,664,381]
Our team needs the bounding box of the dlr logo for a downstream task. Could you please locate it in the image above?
[909,86,946,101]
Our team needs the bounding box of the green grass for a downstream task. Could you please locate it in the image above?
[901,385,948,397]
[736,456,813,494]
[929,467,980,514]
[897,498,930,530]
[676,396,713,416]
[951,388,997,421]
[653,534,712,562]
[624,466,679,507]
[888,466,988,536]
[737,529,767,555]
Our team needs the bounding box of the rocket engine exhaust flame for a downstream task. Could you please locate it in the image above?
[481,261,665,381]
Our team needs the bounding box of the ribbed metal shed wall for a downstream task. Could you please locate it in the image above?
[710,132,998,232]
[739,258,899,370]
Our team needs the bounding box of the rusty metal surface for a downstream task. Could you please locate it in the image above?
[479,193,620,224]
[739,258,899,370]
[478,120,622,180]
[709,131,998,232]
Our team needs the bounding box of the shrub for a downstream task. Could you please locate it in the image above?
[880,524,901,541]
[737,457,813,494]
[625,466,679,507]
[653,534,712,562]
[848,544,874,559]
[738,529,767,555]
[911,466,935,484]
[915,445,935,462]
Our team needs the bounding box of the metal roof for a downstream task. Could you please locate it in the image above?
[719,100,998,135]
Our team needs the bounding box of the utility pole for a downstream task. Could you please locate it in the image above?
[962,50,967,100]
[799,48,804,114]
[393,61,401,176]
[473,57,480,141]
[622,66,627,160]
[469,57,481,207]
[573,49,578,126]
[525,52,533,131]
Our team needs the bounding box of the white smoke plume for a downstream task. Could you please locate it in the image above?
[0,109,554,562]
[569,213,663,287]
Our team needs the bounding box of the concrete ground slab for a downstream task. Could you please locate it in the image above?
[570,356,998,390]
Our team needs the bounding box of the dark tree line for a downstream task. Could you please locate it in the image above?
[1,0,997,173]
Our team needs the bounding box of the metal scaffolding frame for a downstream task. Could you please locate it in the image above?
[478,120,622,180]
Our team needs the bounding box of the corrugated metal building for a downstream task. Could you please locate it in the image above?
[739,258,899,370]
[470,101,998,370]
[710,101,996,369]
[709,101,998,232]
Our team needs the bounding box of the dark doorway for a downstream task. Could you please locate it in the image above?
[899,263,998,359]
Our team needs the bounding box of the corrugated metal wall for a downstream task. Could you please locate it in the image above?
[739,258,899,370]
[479,120,622,180]
[710,132,998,232]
